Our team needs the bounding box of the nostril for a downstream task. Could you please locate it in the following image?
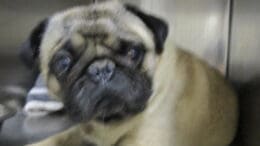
[88,65,98,76]
[105,66,112,74]
[96,71,100,76]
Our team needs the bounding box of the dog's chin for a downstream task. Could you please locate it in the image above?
[94,95,140,123]
[63,69,152,124]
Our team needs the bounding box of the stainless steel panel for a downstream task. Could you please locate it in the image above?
[229,1,260,145]
[229,0,260,83]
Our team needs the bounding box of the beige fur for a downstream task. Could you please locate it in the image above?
[27,1,238,146]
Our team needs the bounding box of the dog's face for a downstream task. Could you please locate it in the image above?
[20,1,168,123]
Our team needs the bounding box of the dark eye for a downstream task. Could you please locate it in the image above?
[117,41,145,62]
[51,52,72,77]
[127,47,141,60]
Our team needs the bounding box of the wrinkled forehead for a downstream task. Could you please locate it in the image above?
[40,1,154,59]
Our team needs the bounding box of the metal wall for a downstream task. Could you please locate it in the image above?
[229,0,260,83]
[228,0,260,145]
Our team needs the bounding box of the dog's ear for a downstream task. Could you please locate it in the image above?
[19,18,48,69]
[125,4,168,54]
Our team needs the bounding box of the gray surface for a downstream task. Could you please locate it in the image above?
[236,78,260,146]
[228,1,260,145]
[0,0,92,56]
[229,0,260,83]
[0,112,74,146]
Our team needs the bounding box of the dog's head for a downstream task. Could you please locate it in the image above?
[20,1,168,123]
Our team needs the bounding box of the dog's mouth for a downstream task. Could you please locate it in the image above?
[65,85,147,124]
[96,111,127,123]
[94,97,128,123]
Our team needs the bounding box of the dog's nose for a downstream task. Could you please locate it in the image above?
[87,59,115,83]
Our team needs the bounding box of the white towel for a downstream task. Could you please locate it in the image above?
[23,75,64,117]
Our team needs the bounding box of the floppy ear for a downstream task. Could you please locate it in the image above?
[125,4,168,54]
[19,19,48,69]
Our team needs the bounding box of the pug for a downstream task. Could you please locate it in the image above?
[20,1,238,146]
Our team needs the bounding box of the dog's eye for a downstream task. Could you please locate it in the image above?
[51,52,72,77]
[117,41,145,62]
[127,47,141,60]
[56,56,71,73]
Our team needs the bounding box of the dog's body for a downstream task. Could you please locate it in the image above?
[21,1,238,146]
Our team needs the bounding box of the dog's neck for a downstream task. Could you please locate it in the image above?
[79,113,142,145]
